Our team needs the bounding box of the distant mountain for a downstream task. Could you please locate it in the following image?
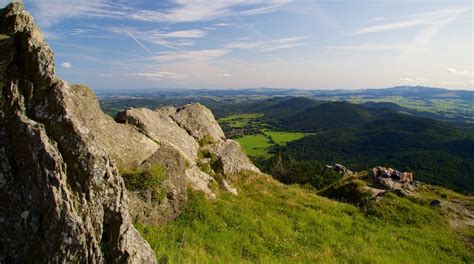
[311,86,474,101]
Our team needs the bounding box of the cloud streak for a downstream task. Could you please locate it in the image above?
[225,37,308,52]
[27,0,292,27]
[353,7,470,34]
[447,68,474,75]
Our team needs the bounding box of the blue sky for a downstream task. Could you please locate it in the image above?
[1,0,472,90]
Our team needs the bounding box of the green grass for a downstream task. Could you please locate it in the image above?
[219,113,264,128]
[136,172,473,263]
[121,165,167,203]
[263,131,309,146]
[235,134,272,158]
[235,131,310,158]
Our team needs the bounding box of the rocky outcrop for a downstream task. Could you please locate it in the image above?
[115,107,199,163]
[0,3,155,262]
[214,140,260,174]
[0,2,262,261]
[116,104,260,196]
[172,103,226,141]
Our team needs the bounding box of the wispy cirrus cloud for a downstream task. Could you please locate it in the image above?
[150,49,230,63]
[25,0,292,27]
[330,44,404,51]
[126,71,187,80]
[447,68,474,76]
[225,37,308,52]
[353,7,470,35]
[109,26,206,51]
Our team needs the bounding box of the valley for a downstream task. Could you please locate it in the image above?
[100,90,474,194]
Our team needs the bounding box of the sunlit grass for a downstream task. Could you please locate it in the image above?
[137,173,473,263]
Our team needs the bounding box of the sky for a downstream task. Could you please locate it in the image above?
[1,0,473,90]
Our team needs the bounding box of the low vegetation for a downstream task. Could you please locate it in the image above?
[235,134,273,158]
[121,165,167,203]
[136,172,473,263]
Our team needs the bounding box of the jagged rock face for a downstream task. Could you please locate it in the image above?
[63,85,159,168]
[115,107,199,163]
[116,104,260,196]
[0,3,156,263]
[172,103,226,141]
[214,140,260,175]
[0,2,261,261]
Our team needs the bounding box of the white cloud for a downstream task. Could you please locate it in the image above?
[151,49,230,63]
[109,26,207,51]
[330,44,404,51]
[127,0,292,23]
[447,68,474,75]
[225,37,308,52]
[353,7,470,35]
[27,0,292,27]
[127,71,187,80]
[60,62,72,69]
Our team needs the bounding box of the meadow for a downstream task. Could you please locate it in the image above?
[235,134,272,158]
[263,131,308,146]
[137,172,473,263]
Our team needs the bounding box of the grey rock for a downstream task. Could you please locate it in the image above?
[222,179,238,195]
[214,140,261,175]
[131,143,189,226]
[0,2,156,262]
[115,107,199,163]
[172,103,226,141]
[185,166,216,199]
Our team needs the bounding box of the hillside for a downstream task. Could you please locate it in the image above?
[1,2,473,263]
[281,101,381,131]
[283,113,474,193]
[137,171,474,263]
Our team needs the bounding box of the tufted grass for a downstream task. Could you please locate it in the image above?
[136,172,473,263]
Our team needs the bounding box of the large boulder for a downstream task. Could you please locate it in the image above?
[171,103,226,141]
[214,140,261,174]
[0,3,155,262]
[128,143,188,226]
[115,107,199,163]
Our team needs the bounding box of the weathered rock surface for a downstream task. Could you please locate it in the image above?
[0,3,155,262]
[172,103,226,141]
[214,140,260,174]
[116,104,260,197]
[115,106,199,163]
[0,2,262,261]
[132,143,189,225]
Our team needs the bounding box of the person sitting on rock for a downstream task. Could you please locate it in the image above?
[401,172,414,183]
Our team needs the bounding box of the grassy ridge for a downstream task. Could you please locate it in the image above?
[137,173,473,263]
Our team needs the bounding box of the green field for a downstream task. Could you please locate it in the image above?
[137,172,474,263]
[263,131,308,146]
[219,113,264,128]
[235,134,272,158]
[236,131,312,157]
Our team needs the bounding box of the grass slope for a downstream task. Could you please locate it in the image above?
[137,173,473,263]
